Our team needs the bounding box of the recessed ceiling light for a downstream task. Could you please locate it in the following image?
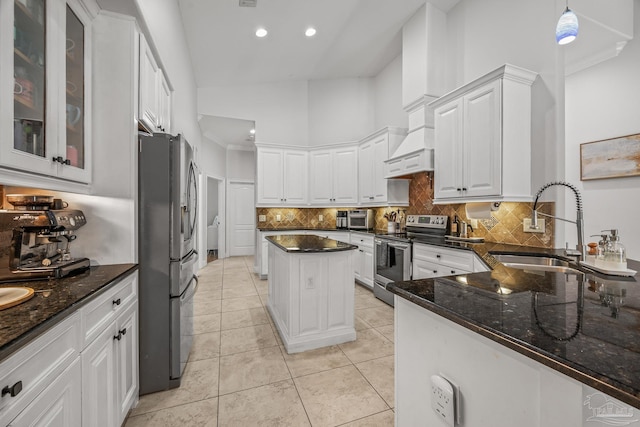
[249,129,256,135]
[305,27,316,37]
[255,28,268,38]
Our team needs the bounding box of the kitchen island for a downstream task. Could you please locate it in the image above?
[266,234,358,353]
[389,253,640,426]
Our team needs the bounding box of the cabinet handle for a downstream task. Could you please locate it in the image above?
[456,188,462,192]
[433,270,438,274]
[462,187,467,191]
[114,332,122,341]
[436,254,441,259]
[113,298,121,306]
[451,270,456,274]
[2,381,22,397]
[120,328,127,336]
[52,156,71,165]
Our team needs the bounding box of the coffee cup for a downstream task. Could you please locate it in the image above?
[66,104,81,126]
[14,81,23,94]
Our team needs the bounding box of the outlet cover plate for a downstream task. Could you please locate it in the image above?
[431,374,459,427]
[523,218,545,233]
[259,215,266,222]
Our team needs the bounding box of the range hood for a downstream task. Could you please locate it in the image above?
[384,96,435,179]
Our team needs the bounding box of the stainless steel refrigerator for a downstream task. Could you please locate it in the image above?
[138,132,198,395]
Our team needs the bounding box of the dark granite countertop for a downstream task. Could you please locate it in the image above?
[388,246,640,409]
[0,264,138,362]
[266,234,358,253]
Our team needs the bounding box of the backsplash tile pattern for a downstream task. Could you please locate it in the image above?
[256,171,555,249]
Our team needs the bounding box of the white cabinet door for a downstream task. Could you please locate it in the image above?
[115,302,138,426]
[372,135,389,202]
[412,259,440,280]
[463,80,501,198]
[283,150,308,204]
[157,71,171,134]
[81,324,117,427]
[139,33,159,133]
[361,247,374,288]
[9,359,82,427]
[257,148,284,204]
[309,149,333,204]
[434,99,463,199]
[309,146,357,205]
[358,141,374,203]
[332,146,358,205]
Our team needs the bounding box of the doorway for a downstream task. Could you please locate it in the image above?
[228,181,255,256]
[200,175,225,267]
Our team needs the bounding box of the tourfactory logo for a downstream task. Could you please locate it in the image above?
[584,392,638,426]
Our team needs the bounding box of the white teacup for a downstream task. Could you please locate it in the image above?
[14,81,23,94]
[66,104,81,126]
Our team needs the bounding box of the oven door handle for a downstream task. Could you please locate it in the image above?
[375,239,410,250]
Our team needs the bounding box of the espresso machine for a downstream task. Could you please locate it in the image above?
[0,208,90,282]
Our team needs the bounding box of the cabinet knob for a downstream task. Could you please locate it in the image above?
[436,254,441,258]
[433,270,438,274]
[2,381,22,397]
[456,188,462,192]
[112,298,121,306]
[451,270,456,274]
[119,328,127,336]
[114,333,122,341]
[52,156,71,165]
[462,187,467,191]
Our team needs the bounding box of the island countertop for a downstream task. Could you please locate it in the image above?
[0,264,138,362]
[266,234,358,253]
[388,250,640,409]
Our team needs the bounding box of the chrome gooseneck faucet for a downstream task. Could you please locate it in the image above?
[531,181,585,260]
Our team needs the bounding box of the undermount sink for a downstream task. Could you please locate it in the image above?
[491,254,583,275]
[0,287,35,310]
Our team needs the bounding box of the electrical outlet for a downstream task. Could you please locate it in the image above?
[319,214,323,221]
[523,218,545,233]
[258,215,266,222]
[430,375,458,427]
[276,214,281,222]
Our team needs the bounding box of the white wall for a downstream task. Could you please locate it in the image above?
[374,55,408,130]
[307,78,375,146]
[200,136,226,179]
[565,2,640,259]
[198,81,309,147]
[227,149,256,181]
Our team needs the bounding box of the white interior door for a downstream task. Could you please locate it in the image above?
[228,181,255,256]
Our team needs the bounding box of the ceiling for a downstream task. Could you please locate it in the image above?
[177,0,427,148]
[177,0,426,88]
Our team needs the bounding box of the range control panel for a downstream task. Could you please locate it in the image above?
[406,215,448,229]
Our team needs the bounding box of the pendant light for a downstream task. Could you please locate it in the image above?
[556,1,579,45]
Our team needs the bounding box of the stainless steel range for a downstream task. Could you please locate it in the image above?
[374,214,448,306]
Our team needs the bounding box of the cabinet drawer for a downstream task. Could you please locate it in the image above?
[350,233,374,249]
[0,312,81,426]
[413,258,471,279]
[413,244,475,272]
[81,272,138,348]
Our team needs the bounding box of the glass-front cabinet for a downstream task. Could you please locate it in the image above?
[1,0,92,184]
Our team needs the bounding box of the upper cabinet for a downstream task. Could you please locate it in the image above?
[309,145,358,205]
[1,0,94,184]
[256,146,308,206]
[430,64,538,204]
[139,33,171,134]
[358,128,409,206]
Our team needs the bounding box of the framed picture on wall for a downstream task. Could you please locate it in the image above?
[580,133,640,181]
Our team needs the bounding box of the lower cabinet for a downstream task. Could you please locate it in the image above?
[82,300,138,427]
[8,359,82,427]
[350,233,374,289]
[0,271,139,427]
[412,243,488,279]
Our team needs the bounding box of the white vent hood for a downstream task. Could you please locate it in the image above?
[384,96,435,179]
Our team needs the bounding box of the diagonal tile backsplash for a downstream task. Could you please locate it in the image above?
[256,171,555,248]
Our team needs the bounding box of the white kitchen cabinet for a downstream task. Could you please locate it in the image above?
[0,0,95,185]
[157,70,172,133]
[256,146,308,206]
[412,243,488,279]
[309,145,358,205]
[0,313,81,427]
[81,271,139,427]
[350,232,374,289]
[430,64,537,203]
[358,128,409,206]
[8,358,82,427]
[138,33,172,134]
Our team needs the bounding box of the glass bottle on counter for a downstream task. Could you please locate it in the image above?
[604,229,627,271]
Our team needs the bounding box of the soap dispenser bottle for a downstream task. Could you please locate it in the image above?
[604,229,627,271]
[592,234,610,269]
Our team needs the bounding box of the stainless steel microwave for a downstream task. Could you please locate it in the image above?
[348,209,374,230]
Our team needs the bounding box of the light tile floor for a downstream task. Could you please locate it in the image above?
[125,256,395,427]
